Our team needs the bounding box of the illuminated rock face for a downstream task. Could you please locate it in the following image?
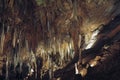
[0,0,120,80]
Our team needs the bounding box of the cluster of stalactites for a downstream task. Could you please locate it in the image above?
[35,34,82,79]
[0,23,39,79]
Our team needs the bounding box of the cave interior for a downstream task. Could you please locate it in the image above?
[0,0,120,80]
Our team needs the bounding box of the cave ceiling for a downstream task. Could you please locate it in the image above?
[0,0,120,51]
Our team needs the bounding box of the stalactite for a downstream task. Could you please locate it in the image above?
[48,55,53,79]
[78,34,81,49]
[0,23,5,54]
[58,40,61,55]
[16,35,23,73]
[75,63,78,74]
[30,50,37,79]
[49,69,52,79]
[48,56,52,79]
[72,0,78,20]
[27,62,32,77]
[19,60,23,73]
[12,29,17,48]
[41,70,43,79]
[25,39,29,52]
[7,25,10,33]
[47,12,50,32]
[13,54,17,70]
[69,38,74,58]
[60,49,64,66]
[67,43,70,58]
[6,56,9,80]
